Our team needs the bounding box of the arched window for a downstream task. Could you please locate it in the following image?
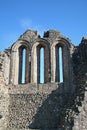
[19,47,26,84]
[40,47,44,83]
[32,41,50,84]
[56,46,63,82]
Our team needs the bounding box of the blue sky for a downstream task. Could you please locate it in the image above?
[0,0,87,51]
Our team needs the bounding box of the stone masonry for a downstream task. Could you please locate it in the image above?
[0,29,87,130]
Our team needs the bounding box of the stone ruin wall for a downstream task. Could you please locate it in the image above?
[0,52,9,130]
[72,38,87,130]
[0,30,87,130]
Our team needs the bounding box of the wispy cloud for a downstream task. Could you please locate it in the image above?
[20,18,32,29]
[20,18,45,37]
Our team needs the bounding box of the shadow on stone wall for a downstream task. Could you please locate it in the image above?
[28,85,86,130]
[28,86,74,129]
[28,86,86,130]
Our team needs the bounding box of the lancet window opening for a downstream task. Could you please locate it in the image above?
[56,45,63,82]
[40,47,44,83]
[37,46,45,83]
[19,46,27,84]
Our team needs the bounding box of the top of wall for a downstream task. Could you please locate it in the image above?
[0,29,87,52]
[10,29,74,49]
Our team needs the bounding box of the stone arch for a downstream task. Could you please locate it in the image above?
[10,40,31,85]
[51,38,72,91]
[31,39,50,83]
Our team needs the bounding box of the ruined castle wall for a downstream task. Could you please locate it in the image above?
[0,30,87,130]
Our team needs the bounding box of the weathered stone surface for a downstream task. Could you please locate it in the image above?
[0,52,9,130]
